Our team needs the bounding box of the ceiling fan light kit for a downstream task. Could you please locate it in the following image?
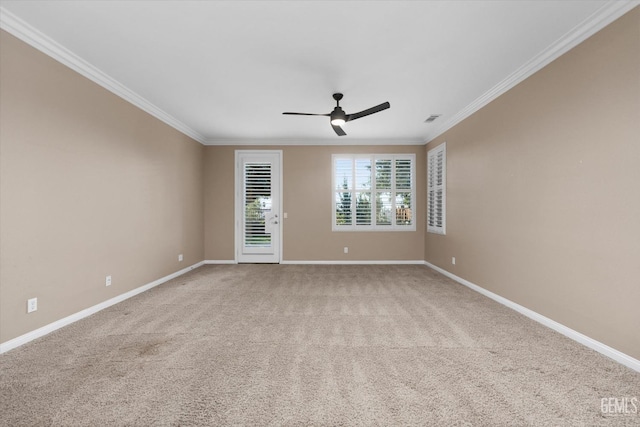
[283,93,390,136]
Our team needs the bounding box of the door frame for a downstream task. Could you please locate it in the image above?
[234,149,283,263]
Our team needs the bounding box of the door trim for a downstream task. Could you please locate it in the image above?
[234,150,283,263]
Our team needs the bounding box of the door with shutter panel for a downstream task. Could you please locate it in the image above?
[235,151,282,263]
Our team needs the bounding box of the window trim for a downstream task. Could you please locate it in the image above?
[427,143,446,235]
[332,153,416,232]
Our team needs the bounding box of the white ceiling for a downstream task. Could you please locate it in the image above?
[1,1,636,145]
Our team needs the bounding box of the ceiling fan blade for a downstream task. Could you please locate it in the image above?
[332,124,347,136]
[346,102,390,122]
[282,112,330,116]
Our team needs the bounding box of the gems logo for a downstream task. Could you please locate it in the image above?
[601,397,638,415]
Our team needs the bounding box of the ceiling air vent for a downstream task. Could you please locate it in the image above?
[424,114,441,123]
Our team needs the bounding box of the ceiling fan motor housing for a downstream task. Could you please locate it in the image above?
[331,107,346,123]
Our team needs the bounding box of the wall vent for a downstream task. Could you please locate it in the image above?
[424,114,441,123]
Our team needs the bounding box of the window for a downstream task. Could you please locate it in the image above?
[333,154,416,231]
[427,143,446,234]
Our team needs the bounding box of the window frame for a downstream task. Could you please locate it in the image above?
[332,153,416,232]
[427,143,446,235]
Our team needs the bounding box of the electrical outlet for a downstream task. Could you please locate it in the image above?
[178,254,183,262]
[27,298,37,313]
[106,275,112,286]
[344,247,349,254]
[452,257,456,265]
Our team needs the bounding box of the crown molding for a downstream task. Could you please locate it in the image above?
[3,2,636,148]
[0,7,207,144]
[423,0,640,144]
[203,138,425,146]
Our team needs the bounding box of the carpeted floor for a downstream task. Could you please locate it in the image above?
[1,264,638,426]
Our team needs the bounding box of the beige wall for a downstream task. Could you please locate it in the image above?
[204,145,425,261]
[2,6,638,364]
[425,8,640,359]
[203,146,236,260]
[0,31,205,343]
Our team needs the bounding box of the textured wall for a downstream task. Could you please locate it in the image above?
[0,31,205,343]
[425,8,640,359]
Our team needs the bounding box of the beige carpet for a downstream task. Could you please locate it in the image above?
[1,264,638,426]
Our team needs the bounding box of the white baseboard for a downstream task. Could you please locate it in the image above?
[206,260,425,265]
[6,259,637,373]
[0,261,205,354]
[281,260,426,265]
[203,260,237,264]
[423,261,640,373]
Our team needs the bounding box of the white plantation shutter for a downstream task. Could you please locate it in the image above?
[395,158,413,227]
[355,158,372,225]
[334,158,353,226]
[375,159,392,226]
[244,162,272,247]
[427,143,446,234]
[333,154,416,231]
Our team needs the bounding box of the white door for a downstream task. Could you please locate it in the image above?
[236,150,282,263]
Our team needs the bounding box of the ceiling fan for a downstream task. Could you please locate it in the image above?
[283,93,390,136]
